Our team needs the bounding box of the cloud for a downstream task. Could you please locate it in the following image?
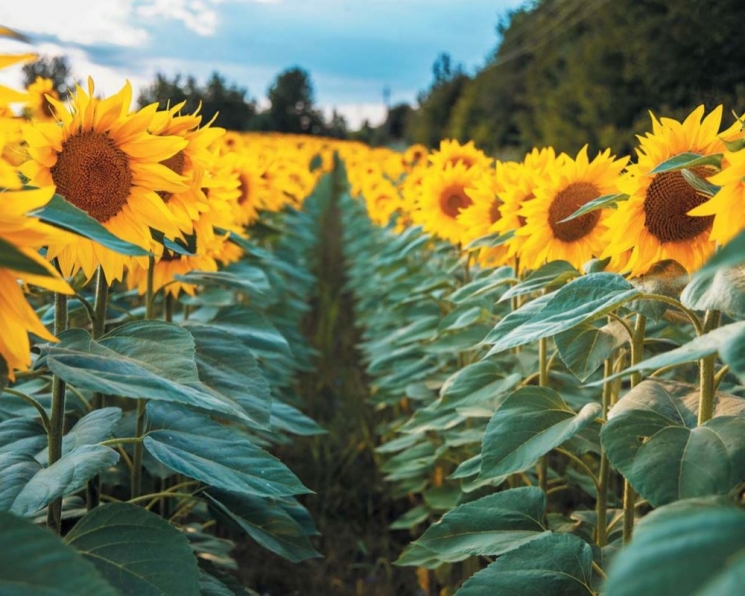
[0,1,148,47]
[135,0,220,36]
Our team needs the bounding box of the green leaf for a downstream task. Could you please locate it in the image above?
[681,266,745,316]
[0,511,117,595]
[681,168,720,197]
[464,230,514,250]
[603,506,745,596]
[207,305,292,359]
[557,193,629,223]
[184,324,272,428]
[390,504,430,530]
[601,380,745,507]
[0,236,58,277]
[206,490,320,562]
[0,418,47,456]
[0,453,41,511]
[65,503,201,595]
[35,194,149,256]
[555,320,627,381]
[599,321,745,383]
[144,402,310,498]
[37,408,121,465]
[396,487,548,568]
[650,152,723,174]
[45,324,251,423]
[499,260,580,303]
[456,532,594,596]
[9,445,119,517]
[175,267,270,296]
[480,387,601,479]
[486,273,639,355]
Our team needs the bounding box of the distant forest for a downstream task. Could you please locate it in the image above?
[379,0,745,157]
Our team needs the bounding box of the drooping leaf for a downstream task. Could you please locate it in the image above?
[207,305,292,359]
[0,417,47,456]
[0,235,59,277]
[603,505,745,596]
[557,193,629,223]
[480,387,601,479]
[65,503,200,595]
[486,273,639,355]
[184,323,272,428]
[10,445,119,517]
[0,511,117,595]
[206,490,320,562]
[499,260,580,302]
[696,228,745,278]
[601,380,745,507]
[45,324,251,422]
[144,402,310,498]
[396,487,548,568]
[555,320,627,381]
[681,266,745,316]
[35,194,149,256]
[0,452,41,512]
[456,532,595,596]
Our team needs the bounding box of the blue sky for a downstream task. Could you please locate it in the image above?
[0,0,526,127]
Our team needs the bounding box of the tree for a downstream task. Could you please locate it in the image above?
[267,67,324,134]
[21,55,74,98]
[137,72,256,131]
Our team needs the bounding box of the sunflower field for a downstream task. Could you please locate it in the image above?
[3,29,745,596]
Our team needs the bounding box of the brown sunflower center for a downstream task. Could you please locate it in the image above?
[643,169,714,243]
[51,131,132,223]
[489,198,503,224]
[440,185,472,219]
[548,182,601,242]
[157,150,186,203]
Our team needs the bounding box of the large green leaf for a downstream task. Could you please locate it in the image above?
[555,320,627,381]
[603,505,745,596]
[65,503,200,595]
[438,360,521,411]
[499,260,580,302]
[650,151,723,173]
[144,402,310,497]
[696,228,745,278]
[206,490,320,562]
[456,532,595,596]
[601,380,745,507]
[396,487,548,568]
[37,408,121,465]
[184,323,272,427]
[681,266,745,316]
[485,273,639,355]
[0,511,117,595]
[45,324,251,423]
[480,387,601,479]
[0,236,58,277]
[0,453,41,512]
[35,194,149,256]
[9,445,119,517]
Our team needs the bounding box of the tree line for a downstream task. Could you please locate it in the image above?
[374,0,745,156]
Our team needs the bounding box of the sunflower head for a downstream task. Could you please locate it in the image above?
[429,139,492,171]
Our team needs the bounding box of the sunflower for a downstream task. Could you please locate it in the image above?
[416,161,483,244]
[364,178,401,227]
[0,183,73,379]
[21,78,189,282]
[403,144,428,170]
[149,102,224,238]
[429,139,492,171]
[25,76,58,122]
[603,105,740,276]
[517,145,628,270]
[493,147,561,263]
[457,162,510,266]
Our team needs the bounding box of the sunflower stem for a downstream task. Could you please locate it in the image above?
[595,356,613,547]
[47,291,68,534]
[538,336,549,493]
[87,267,109,511]
[132,256,156,501]
[623,314,646,543]
[698,310,721,425]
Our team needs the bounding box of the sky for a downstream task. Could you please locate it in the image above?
[0,0,526,129]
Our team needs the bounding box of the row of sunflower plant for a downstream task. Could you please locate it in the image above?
[0,44,353,594]
[342,107,745,594]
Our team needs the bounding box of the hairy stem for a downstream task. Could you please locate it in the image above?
[47,291,68,533]
[698,310,721,425]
